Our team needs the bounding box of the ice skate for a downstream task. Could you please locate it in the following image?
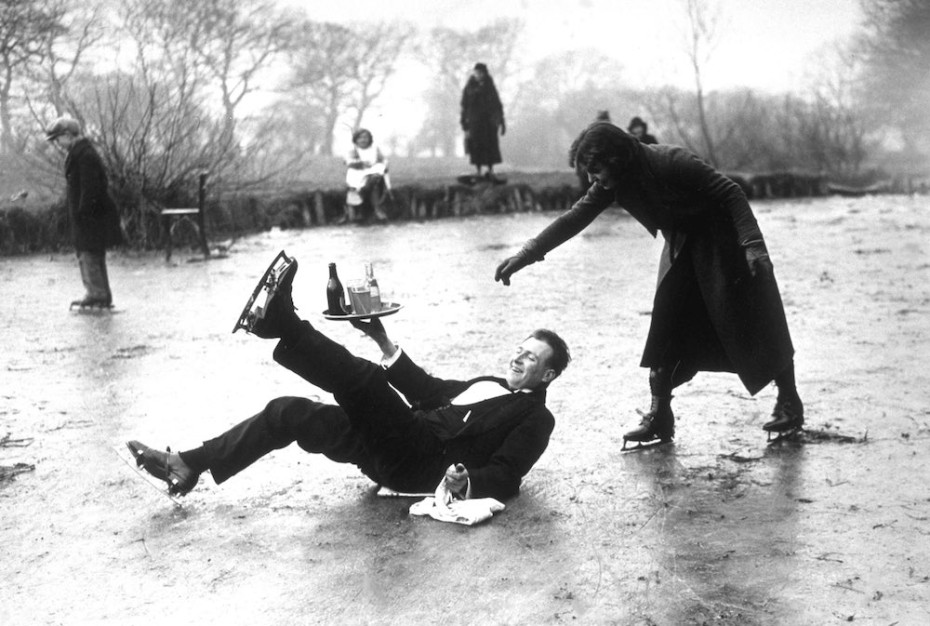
[232,250,298,335]
[763,396,804,443]
[621,399,675,451]
[124,441,199,496]
[69,296,113,311]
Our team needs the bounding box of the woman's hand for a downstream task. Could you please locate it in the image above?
[494,249,531,286]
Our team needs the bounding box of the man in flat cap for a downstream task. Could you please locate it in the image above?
[45,116,122,309]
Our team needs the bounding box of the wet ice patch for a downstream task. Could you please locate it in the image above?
[110,344,153,360]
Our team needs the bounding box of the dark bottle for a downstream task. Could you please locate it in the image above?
[326,262,348,315]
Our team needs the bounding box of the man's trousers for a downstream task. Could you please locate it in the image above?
[191,323,449,493]
[77,250,112,303]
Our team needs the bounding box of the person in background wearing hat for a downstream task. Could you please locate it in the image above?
[460,62,505,182]
[627,116,658,145]
[495,121,804,447]
[342,128,389,225]
[45,117,122,309]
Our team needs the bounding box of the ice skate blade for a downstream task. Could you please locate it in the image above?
[70,306,119,315]
[766,428,803,445]
[69,302,114,311]
[232,250,295,334]
[113,444,184,506]
[621,438,674,452]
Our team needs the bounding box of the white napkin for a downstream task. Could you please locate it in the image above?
[408,480,505,526]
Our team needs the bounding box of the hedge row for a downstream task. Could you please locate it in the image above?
[3,172,923,256]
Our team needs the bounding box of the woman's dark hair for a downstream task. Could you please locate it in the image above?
[569,121,640,179]
[352,128,373,145]
[627,116,648,132]
[528,328,571,377]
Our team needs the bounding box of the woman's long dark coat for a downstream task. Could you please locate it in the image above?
[524,144,794,394]
[460,76,504,167]
[65,137,122,253]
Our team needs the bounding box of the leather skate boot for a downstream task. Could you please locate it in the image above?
[622,395,674,450]
[763,395,804,440]
[125,440,200,496]
[249,259,299,339]
[70,296,113,310]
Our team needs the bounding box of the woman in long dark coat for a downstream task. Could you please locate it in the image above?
[495,122,803,446]
[460,63,506,180]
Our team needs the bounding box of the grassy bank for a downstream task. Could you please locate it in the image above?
[2,156,921,257]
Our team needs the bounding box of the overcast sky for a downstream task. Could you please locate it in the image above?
[284,0,862,90]
[278,0,864,148]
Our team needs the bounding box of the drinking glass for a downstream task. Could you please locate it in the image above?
[346,279,371,315]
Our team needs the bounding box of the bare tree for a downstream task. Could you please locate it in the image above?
[287,22,353,157]
[0,0,69,154]
[856,0,930,155]
[287,20,413,156]
[651,86,702,153]
[673,0,722,166]
[15,0,300,246]
[802,41,869,177]
[118,0,294,166]
[346,22,415,131]
[176,0,295,141]
[20,0,104,126]
[239,99,330,182]
[504,50,626,166]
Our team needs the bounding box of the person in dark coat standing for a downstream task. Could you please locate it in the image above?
[495,122,803,445]
[45,117,122,309]
[627,116,658,144]
[460,62,506,181]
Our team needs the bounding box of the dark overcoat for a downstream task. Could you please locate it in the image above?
[525,144,794,394]
[65,138,122,252]
[460,76,504,167]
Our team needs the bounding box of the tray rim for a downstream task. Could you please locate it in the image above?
[322,301,403,321]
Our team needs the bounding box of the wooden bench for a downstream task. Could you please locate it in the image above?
[161,172,210,261]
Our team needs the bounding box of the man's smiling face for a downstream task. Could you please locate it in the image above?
[505,337,556,391]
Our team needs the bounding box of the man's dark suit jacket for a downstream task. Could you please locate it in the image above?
[385,351,555,502]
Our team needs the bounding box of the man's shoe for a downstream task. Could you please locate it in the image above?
[125,440,199,496]
[762,396,804,434]
[622,400,674,450]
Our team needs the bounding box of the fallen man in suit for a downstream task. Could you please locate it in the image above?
[126,257,570,503]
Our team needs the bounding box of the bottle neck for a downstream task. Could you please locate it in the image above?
[329,264,338,279]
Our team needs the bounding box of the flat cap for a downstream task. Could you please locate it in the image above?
[45,117,81,141]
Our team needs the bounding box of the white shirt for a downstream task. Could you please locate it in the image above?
[382,348,520,414]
